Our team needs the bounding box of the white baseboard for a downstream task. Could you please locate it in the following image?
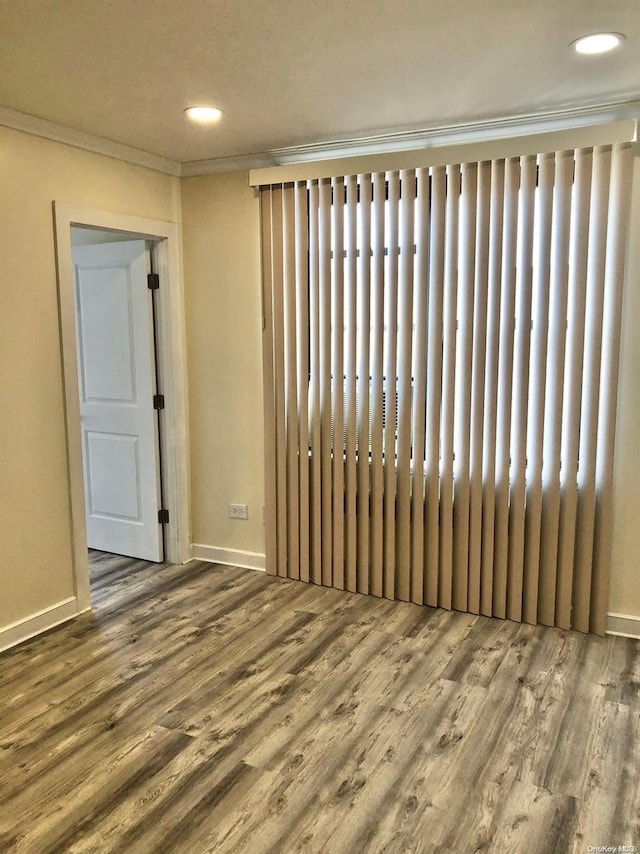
[0,597,81,653]
[191,544,266,572]
[606,612,640,640]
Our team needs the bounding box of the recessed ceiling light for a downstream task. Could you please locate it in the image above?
[572,32,625,55]
[184,106,223,124]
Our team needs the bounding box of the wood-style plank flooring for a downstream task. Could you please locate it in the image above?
[1,551,639,853]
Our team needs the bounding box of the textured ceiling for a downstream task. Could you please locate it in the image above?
[1,0,639,164]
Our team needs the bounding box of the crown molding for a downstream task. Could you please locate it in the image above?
[0,105,181,177]
[181,97,640,177]
[2,98,638,180]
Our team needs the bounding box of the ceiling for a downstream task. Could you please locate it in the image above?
[1,0,639,166]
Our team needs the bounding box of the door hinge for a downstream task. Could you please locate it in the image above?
[158,508,169,524]
[147,272,160,290]
[153,394,165,410]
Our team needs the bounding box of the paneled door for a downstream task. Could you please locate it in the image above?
[72,240,163,562]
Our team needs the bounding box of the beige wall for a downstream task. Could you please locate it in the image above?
[0,125,180,630]
[181,172,265,555]
[610,160,640,616]
[2,130,637,640]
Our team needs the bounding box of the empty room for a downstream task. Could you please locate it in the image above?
[1,1,639,851]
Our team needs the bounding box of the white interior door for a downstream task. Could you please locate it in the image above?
[73,240,163,562]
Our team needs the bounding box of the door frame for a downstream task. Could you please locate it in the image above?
[53,203,192,611]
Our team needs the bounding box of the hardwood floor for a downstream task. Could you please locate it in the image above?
[0,551,638,853]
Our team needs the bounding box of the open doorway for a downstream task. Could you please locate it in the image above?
[53,204,191,613]
[71,227,166,563]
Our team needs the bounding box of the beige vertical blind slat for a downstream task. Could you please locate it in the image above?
[506,155,536,621]
[260,188,278,576]
[308,181,322,584]
[573,146,612,633]
[537,150,573,625]
[480,160,505,616]
[370,172,386,597]
[294,182,311,583]
[423,166,445,608]
[452,162,478,612]
[344,175,358,592]
[271,187,288,578]
[439,163,461,611]
[468,160,491,614]
[356,174,372,595]
[396,169,416,602]
[555,148,593,629]
[283,185,300,581]
[319,178,333,587]
[522,152,555,623]
[493,157,520,618]
[590,142,634,635]
[410,167,430,606]
[383,171,400,600]
[331,177,345,590]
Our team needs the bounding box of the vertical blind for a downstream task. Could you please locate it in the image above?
[260,142,633,635]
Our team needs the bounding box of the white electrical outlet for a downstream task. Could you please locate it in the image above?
[229,503,248,520]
